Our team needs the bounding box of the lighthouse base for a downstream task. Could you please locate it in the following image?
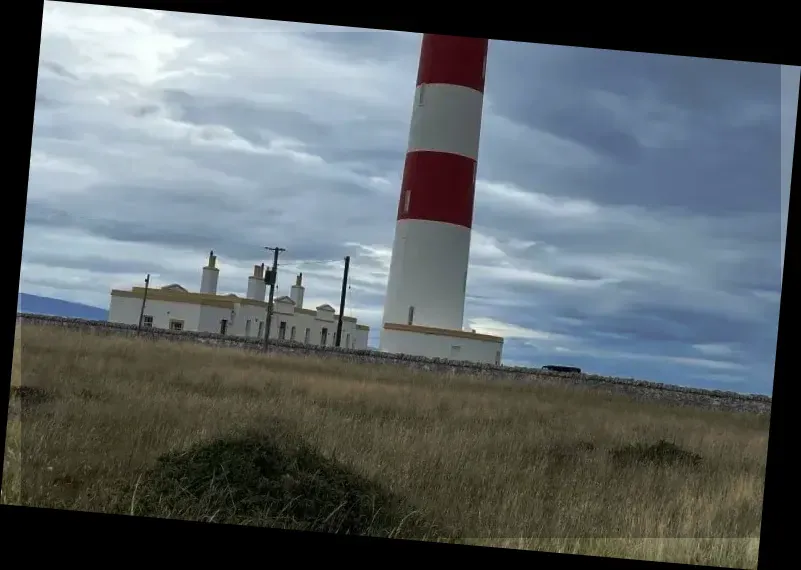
[380,322,504,365]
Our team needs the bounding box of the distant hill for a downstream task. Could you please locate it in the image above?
[18,293,108,321]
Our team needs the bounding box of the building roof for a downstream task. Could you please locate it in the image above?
[383,322,503,343]
[110,286,365,326]
[275,296,296,304]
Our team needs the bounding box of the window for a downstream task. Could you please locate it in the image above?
[219,319,227,335]
[245,320,252,337]
[482,53,487,81]
[346,333,350,348]
[321,327,328,346]
[403,190,411,214]
[495,351,501,366]
[279,321,287,340]
[450,345,461,359]
[304,328,310,344]
[258,321,264,339]
[290,326,296,341]
[142,315,153,328]
[169,319,184,332]
[417,85,425,106]
[407,306,415,325]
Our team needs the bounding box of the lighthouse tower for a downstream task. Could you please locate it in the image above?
[380,34,504,365]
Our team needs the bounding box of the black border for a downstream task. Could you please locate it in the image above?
[3,1,797,568]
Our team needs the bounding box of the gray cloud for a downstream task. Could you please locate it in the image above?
[483,42,782,216]
[22,2,792,395]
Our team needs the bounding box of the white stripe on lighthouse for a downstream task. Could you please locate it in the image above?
[382,219,472,330]
[407,83,485,160]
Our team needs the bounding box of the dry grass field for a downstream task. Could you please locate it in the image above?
[4,323,769,567]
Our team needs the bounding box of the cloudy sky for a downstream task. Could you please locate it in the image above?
[23,2,796,395]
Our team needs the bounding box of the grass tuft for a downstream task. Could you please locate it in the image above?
[129,425,451,539]
[10,386,51,405]
[610,439,703,468]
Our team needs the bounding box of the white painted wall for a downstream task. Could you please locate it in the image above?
[274,298,296,316]
[271,308,365,349]
[200,267,219,295]
[352,326,369,350]
[290,284,304,308]
[198,304,234,334]
[316,306,336,322]
[380,327,503,365]
[232,303,268,339]
[109,295,201,331]
[108,293,368,350]
[246,276,267,301]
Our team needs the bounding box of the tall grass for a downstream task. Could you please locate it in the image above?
[5,324,768,567]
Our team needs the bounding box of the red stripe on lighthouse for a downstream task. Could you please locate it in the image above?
[416,35,489,93]
[396,152,476,229]
[396,34,488,230]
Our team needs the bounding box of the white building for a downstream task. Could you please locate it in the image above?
[107,251,370,350]
[381,323,503,365]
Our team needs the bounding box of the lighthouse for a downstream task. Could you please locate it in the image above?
[380,34,504,365]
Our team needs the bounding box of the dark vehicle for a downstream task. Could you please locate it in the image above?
[542,365,582,374]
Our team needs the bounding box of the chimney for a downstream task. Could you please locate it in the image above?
[200,250,220,295]
[247,263,267,301]
[290,272,305,309]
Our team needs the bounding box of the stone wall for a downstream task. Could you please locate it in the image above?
[16,313,772,415]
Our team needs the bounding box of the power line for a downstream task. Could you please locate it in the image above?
[137,273,151,333]
[263,246,286,352]
[281,258,346,268]
[335,256,350,348]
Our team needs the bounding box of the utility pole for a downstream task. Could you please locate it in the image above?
[335,256,350,348]
[137,273,151,333]
[263,246,285,351]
